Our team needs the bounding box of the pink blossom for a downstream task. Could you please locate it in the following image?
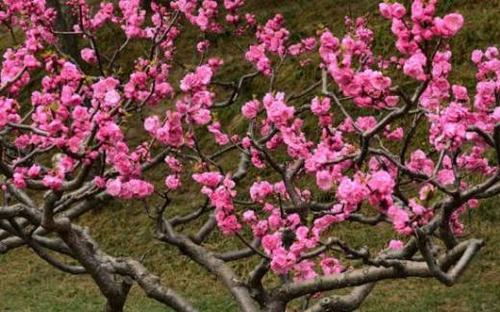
[27,164,41,177]
[452,85,469,101]
[386,127,404,141]
[91,2,115,29]
[388,240,404,250]
[93,177,106,188]
[310,96,331,116]
[192,171,223,188]
[13,171,26,189]
[208,122,230,145]
[119,0,146,38]
[104,89,121,107]
[419,184,435,201]
[216,214,242,235]
[250,181,274,202]
[367,170,395,195]
[0,0,498,292]
[355,116,377,132]
[320,257,344,275]
[81,48,97,64]
[316,169,333,191]
[144,116,161,133]
[336,177,369,206]
[270,247,296,275]
[189,108,212,125]
[251,220,269,237]
[106,179,122,196]
[125,179,154,198]
[97,121,124,143]
[196,40,210,53]
[379,2,406,19]
[408,150,434,176]
[154,111,184,147]
[437,169,455,185]
[387,205,411,235]
[241,99,260,119]
[224,0,244,11]
[165,156,182,173]
[287,43,303,56]
[403,52,427,81]
[245,44,272,75]
[251,149,266,168]
[256,14,289,56]
[60,62,83,82]
[434,13,463,37]
[293,260,317,281]
[165,175,181,190]
[409,199,426,215]
[262,233,281,253]
[42,174,63,190]
[242,210,257,223]
[180,65,213,92]
[14,134,30,150]
[263,92,294,126]
[471,50,483,64]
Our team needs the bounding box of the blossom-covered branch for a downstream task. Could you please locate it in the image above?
[0,0,498,311]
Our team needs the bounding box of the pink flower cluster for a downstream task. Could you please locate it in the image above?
[119,0,146,38]
[0,98,20,128]
[193,172,241,235]
[380,1,463,55]
[319,19,398,109]
[144,62,223,147]
[243,188,346,277]
[256,14,289,56]
[428,102,470,151]
[208,122,229,145]
[263,92,294,126]
[180,64,213,92]
[164,156,183,190]
[106,178,154,198]
[245,14,290,75]
[245,44,272,76]
[81,48,97,64]
[287,37,316,57]
[90,2,116,30]
[171,0,222,32]
[241,99,260,119]
[144,111,184,147]
[310,96,332,126]
[124,60,173,106]
[243,92,313,159]
[1,48,40,94]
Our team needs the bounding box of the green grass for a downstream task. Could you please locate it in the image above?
[1,0,500,311]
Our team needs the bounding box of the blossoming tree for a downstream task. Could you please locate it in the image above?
[0,0,499,311]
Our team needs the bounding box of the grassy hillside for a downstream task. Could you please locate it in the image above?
[1,0,500,311]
